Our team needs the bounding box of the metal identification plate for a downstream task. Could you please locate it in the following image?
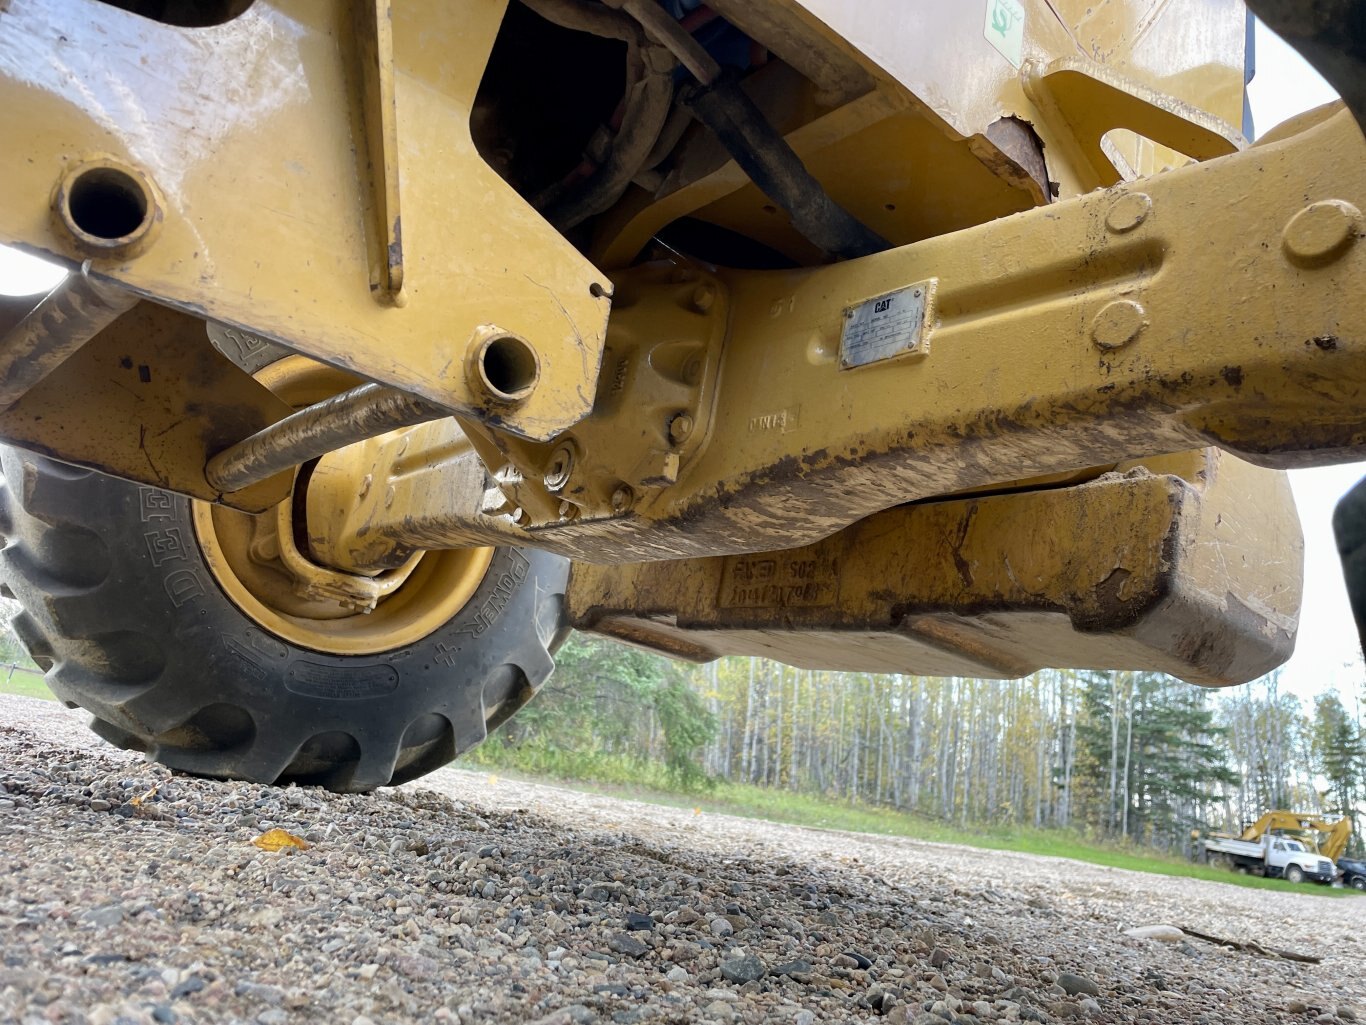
[838,279,935,369]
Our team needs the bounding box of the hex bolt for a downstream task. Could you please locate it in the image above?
[610,484,635,512]
[1090,300,1147,351]
[558,500,579,521]
[1282,199,1361,265]
[668,413,695,445]
[689,282,717,313]
[543,442,575,492]
[1105,192,1152,233]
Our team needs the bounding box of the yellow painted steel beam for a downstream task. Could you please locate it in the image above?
[0,0,610,440]
[569,450,1302,686]
[305,104,1366,567]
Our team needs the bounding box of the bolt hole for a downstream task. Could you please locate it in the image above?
[476,333,539,402]
[884,203,896,212]
[589,281,609,299]
[65,167,151,242]
[762,204,778,214]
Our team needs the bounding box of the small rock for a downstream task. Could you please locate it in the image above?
[1123,925,1185,943]
[1080,997,1101,1015]
[794,1012,815,1025]
[1339,1008,1359,1023]
[843,950,873,970]
[608,933,650,959]
[929,947,951,968]
[169,976,205,999]
[719,954,766,985]
[671,941,701,962]
[357,964,380,981]
[666,966,689,983]
[1287,1001,1310,1014]
[80,904,125,929]
[1057,973,1100,997]
[928,973,948,992]
[624,912,654,932]
[88,799,111,812]
[772,959,813,978]
[709,918,734,938]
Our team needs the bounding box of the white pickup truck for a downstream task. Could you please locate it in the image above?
[1201,834,1336,883]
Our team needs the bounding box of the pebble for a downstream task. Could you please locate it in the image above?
[1058,972,1101,997]
[607,932,649,958]
[719,953,767,984]
[709,917,734,938]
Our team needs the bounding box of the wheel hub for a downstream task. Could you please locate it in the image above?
[192,356,494,655]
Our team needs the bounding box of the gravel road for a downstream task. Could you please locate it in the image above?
[0,693,1362,1025]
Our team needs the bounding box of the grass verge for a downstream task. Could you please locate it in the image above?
[460,750,1359,899]
[0,666,54,702]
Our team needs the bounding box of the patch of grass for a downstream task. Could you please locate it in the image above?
[462,746,1358,899]
[0,667,54,701]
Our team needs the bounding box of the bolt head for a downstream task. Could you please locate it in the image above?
[1283,199,1361,264]
[1091,300,1147,351]
[610,484,634,512]
[542,442,575,492]
[668,413,695,444]
[1105,192,1152,233]
[689,283,717,313]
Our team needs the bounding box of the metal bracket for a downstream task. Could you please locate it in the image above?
[1022,57,1244,188]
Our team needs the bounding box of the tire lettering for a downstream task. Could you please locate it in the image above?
[163,568,206,608]
[144,526,187,566]
[454,551,529,638]
[285,661,399,699]
[138,487,175,522]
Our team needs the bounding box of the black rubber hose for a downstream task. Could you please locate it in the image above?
[685,76,890,260]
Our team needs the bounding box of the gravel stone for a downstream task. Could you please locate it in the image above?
[719,953,766,984]
[0,694,1362,1025]
[606,932,649,958]
[1058,972,1102,997]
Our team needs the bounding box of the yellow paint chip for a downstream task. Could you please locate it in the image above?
[252,828,310,852]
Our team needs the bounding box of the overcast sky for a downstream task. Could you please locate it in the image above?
[0,17,1362,699]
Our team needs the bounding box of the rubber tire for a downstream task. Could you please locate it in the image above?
[1351,876,1365,891]
[1285,865,1305,884]
[0,448,570,792]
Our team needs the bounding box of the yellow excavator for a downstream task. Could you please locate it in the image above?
[1205,812,1364,888]
[0,0,1362,791]
[1236,812,1354,864]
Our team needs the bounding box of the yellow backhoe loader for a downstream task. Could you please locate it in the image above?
[0,0,1360,790]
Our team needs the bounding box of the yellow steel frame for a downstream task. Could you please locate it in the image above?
[568,449,1302,686]
[0,0,610,440]
[306,104,1366,568]
[0,0,1354,684]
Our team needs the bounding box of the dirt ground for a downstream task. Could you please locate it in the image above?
[0,693,1361,1025]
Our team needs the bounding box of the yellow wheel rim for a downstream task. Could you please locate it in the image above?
[191,356,495,656]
